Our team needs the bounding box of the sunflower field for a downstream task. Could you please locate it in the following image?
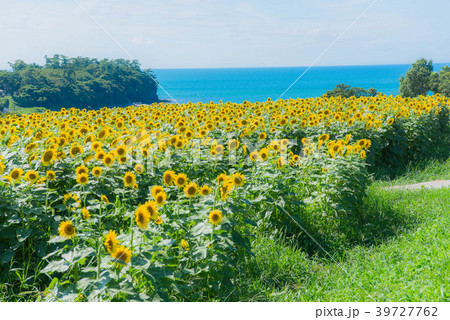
[0,94,449,301]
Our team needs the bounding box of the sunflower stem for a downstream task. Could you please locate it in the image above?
[130,211,135,251]
[96,238,101,280]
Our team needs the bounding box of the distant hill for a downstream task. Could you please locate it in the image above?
[0,55,159,110]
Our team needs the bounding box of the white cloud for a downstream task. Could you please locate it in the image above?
[131,35,154,45]
[0,0,449,69]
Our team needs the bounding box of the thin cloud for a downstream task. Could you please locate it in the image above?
[0,0,449,69]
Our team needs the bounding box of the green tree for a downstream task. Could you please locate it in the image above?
[0,55,159,110]
[399,58,434,97]
[325,83,378,98]
[435,66,450,96]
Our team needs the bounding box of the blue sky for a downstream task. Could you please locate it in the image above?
[0,0,449,69]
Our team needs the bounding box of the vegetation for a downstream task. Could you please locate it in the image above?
[0,55,159,111]
[400,59,435,97]
[0,94,449,301]
[236,159,450,301]
[400,58,450,97]
[0,97,9,112]
[325,83,378,98]
[431,65,450,97]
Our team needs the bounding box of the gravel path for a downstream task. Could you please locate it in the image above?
[386,180,450,191]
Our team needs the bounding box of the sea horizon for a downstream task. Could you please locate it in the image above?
[153,63,449,104]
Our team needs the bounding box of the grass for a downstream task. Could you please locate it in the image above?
[374,158,450,187]
[0,96,47,115]
[232,159,450,301]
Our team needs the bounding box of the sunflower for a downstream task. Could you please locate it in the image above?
[92,166,102,178]
[155,217,163,225]
[209,210,223,226]
[259,148,269,161]
[230,172,245,187]
[135,205,150,229]
[154,191,167,207]
[249,151,259,161]
[357,139,366,148]
[360,150,367,160]
[118,156,127,164]
[91,141,103,151]
[215,144,224,155]
[143,200,159,220]
[151,185,164,198]
[277,157,285,169]
[41,149,54,166]
[70,144,84,157]
[101,195,110,204]
[10,168,23,182]
[95,150,106,161]
[76,173,89,185]
[115,145,127,157]
[104,230,120,254]
[280,139,289,147]
[217,173,228,185]
[134,164,145,174]
[175,173,188,188]
[24,170,40,183]
[220,181,234,200]
[82,207,91,220]
[58,220,76,239]
[200,185,212,196]
[75,165,88,176]
[113,246,132,264]
[123,171,136,188]
[184,182,198,198]
[228,139,239,150]
[319,134,330,142]
[83,154,94,164]
[0,162,5,176]
[163,170,176,186]
[259,132,267,140]
[103,154,115,167]
[63,193,80,205]
[181,239,190,251]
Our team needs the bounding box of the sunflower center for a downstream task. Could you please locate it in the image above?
[64,225,74,235]
[43,151,53,162]
[187,187,196,195]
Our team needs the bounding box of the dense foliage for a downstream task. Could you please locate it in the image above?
[400,58,450,98]
[325,83,378,98]
[0,94,449,301]
[0,55,159,110]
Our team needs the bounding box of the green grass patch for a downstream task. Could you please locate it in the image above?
[375,158,450,188]
[0,96,47,115]
[233,163,450,301]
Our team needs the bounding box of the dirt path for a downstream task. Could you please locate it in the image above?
[386,180,450,191]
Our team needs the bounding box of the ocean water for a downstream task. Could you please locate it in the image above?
[153,64,447,104]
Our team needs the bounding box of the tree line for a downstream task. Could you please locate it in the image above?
[0,55,159,110]
[325,58,450,99]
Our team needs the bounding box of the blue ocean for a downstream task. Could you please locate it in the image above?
[153,64,448,104]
